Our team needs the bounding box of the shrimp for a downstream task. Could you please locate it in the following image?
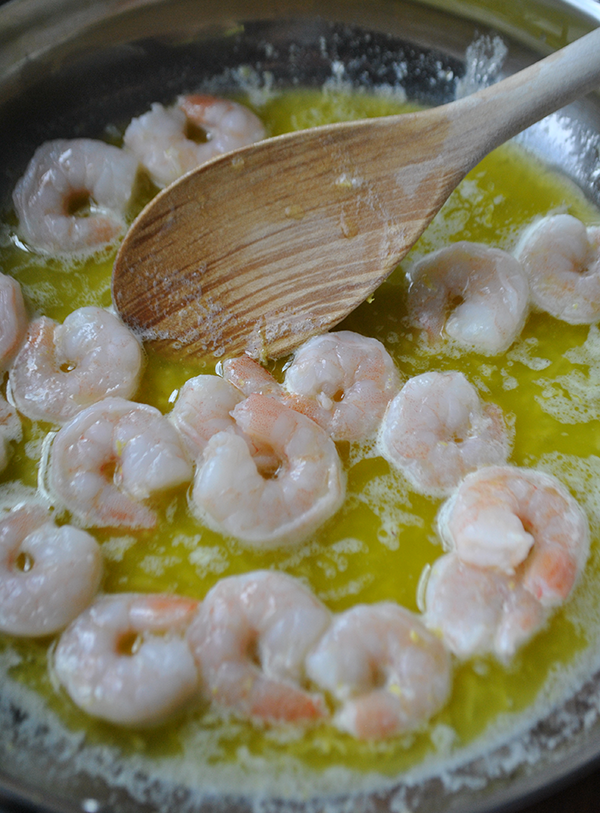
[0,273,27,370]
[191,394,345,547]
[438,465,590,598]
[516,213,600,323]
[220,355,283,398]
[10,306,144,424]
[187,571,331,724]
[53,592,200,726]
[282,331,401,442]
[169,374,244,459]
[220,355,311,437]
[49,397,193,529]
[170,373,279,473]
[407,241,529,355]
[13,139,138,255]
[123,94,266,188]
[305,603,452,740]
[222,342,400,444]
[423,465,590,661]
[378,371,511,497]
[0,503,102,637]
[422,553,548,662]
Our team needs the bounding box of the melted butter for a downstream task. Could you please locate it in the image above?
[1,87,600,779]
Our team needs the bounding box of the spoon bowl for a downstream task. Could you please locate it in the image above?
[113,26,600,362]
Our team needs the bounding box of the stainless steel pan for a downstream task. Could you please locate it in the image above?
[1,1,600,811]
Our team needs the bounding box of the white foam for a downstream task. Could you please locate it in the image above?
[535,326,600,424]
[455,35,508,99]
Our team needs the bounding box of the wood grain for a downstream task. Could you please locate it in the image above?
[112,27,600,362]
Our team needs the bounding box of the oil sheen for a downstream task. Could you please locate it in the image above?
[1,87,600,783]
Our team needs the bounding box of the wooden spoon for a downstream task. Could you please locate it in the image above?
[113,27,600,362]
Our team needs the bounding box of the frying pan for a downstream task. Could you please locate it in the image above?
[1,1,600,811]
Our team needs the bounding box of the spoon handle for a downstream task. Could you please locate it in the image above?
[449,26,600,168]
[113,25,600,362]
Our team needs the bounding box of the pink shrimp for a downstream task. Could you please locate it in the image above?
[10,306,143,424]
[187,571,331,724]
[407,241,529,355]
[191,393,345,548]
[423,465,590,661]
[517,213,600,323]
[282,331,401,442]
[49,397,193,529]
[306,602,452,739]
[0,272,27,370]
[0,503,102,637]
[123,94,265,188]
[378,371,511,496]
[54,592,200,726]
[13,138,138,255]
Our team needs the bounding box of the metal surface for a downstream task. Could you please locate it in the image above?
[1,1,600,812]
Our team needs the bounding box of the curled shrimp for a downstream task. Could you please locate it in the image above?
[305,603,452,740]
[282,331,401,442]
[123,94,265,188]
[49,397,193,529]
[0,503,102,637]
[187,571,331,724]
[170,374,279,473]
[378,371,511,497]
[10,306,144,424]
[0,273,27,370]
[516,213,600,323]
[424,465,590,661]
[13,139,138,255]
[423,553,547,662]
[191,393,345,548]
[438,465,590,594]
[222,340,400,444]
[169,374,244,459]
[54,592,200,726]
[407,242,529,356]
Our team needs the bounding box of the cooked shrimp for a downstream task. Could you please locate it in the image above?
[422,553,548,662]
[49,397,193,529]
[424,465,590,661]
[13,139,138,255]
[0,273,27,370]
[282,331,401,442]
[378,371,511,497]
[223,345,400,445]
[438,465,590,600]
[516,214,600,323]
[0,393,22,473]
[221,356,317,444]
[191,394,345,547]
[305,602,452,740]
[219,358,292,471]
[407,242,529,355]
[10,306,144,424]
[169,374,244,459]
[187,571,330,724]
[0,503,102,637]
[220,355,283,398]
[54,592,200,726]
[170,373,279,473]
[123,94,265,188]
